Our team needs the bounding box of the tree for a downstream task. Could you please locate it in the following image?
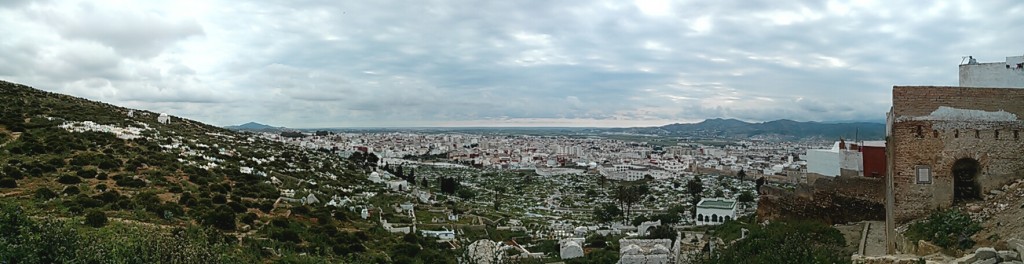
[737,169,747,180]
[714,189,725,198]
[687,178,704,217]
[593,203,622,223]
[738,191,755,204]
[615,184,649,222]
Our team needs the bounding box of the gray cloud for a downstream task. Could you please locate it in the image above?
[1,0,1023,127]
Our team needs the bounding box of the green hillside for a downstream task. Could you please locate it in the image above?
[0,80,398,263]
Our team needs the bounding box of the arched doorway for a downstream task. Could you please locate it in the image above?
[952,158,981,203]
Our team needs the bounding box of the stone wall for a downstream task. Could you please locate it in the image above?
[890,86,1024,223]
[757,176,885,224]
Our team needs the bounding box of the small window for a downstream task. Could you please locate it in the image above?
[933,130,939,138]
[954,130,959,138]
[916,165,932,184]
[995,130,1000,139]
[915,126,923,138]
[1015,130,1019,140]
[975,130,980,139]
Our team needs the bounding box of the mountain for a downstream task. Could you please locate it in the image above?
[224,121,290,132]
[609,118,885,140]
[0,80,375,262]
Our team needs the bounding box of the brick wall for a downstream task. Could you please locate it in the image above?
[891,86,1024,223]
[757,176,885,224]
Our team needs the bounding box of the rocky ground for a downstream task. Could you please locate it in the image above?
[963,179,1024,249]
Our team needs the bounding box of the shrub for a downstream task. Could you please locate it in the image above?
[76,168,98,179]
[0,178,16,188]
[212,194,227,204]
[57,175,82,184]
[62,186,81,195]
[95,172,108,180]
[202,205,236,231]
[114,176,146,188]
[35,187,58,200]
[905,209,982,250]
[84,210,108,227]
[693,220,849,264]
[95,184,107,192]
[168,185,183,193]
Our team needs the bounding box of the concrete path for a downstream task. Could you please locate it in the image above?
[862,221,887,256]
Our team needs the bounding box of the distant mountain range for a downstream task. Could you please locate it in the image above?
[224,122,292,132]
[607,118,885,140]
[224,118,885,140]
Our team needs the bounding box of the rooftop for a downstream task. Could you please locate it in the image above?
[697,198,737,210]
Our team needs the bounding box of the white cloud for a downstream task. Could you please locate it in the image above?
[1,0,1023,127]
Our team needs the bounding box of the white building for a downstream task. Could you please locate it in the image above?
[157,113,171,124]
[805,140,864,177]
[959,55,1024,88]
[695,198,737,226]
[420,229,456,241]
[559,238,585,259]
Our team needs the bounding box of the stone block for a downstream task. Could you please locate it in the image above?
[977,247,999,260]
[999,250,1020,261]
[971,258,996,264]
[959,253,979,264]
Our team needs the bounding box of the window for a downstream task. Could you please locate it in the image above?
[697,214,704,222]
[916,165,932,184]
[995,130,1000,139]
[915,126,923,138]
[711,214,718,222]
[975,130,980,139]
[933,130,939,138]
[1015,130,1020,140]
[954,130,959,138]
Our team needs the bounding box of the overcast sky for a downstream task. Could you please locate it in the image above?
[2,1,1022,127]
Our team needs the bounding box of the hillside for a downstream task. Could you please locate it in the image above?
[0,81,394,263]
[608,118,886,140]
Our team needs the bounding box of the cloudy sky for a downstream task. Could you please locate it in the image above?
[2,1,1022,127]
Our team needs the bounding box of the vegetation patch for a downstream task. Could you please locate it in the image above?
[905,209,982,250]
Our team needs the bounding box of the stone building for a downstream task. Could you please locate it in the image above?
[888,86,1024,223]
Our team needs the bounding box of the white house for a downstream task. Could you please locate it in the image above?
[695,198,737,226]
[157,113,171,124]
[420,229,456,241]
[959,55,1024,88]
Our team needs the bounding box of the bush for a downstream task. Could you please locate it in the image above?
[57,175,82,184]
[84,210,108,227]
[35,187,58,200]
[906,209,982,250]
[202,205,237,231]
[62,186,81,195]
[693,220,849,264]
[212,194,227,204]
[76,168,98,179]
[0,178,16,188]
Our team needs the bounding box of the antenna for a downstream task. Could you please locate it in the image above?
[961,56,968,65]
